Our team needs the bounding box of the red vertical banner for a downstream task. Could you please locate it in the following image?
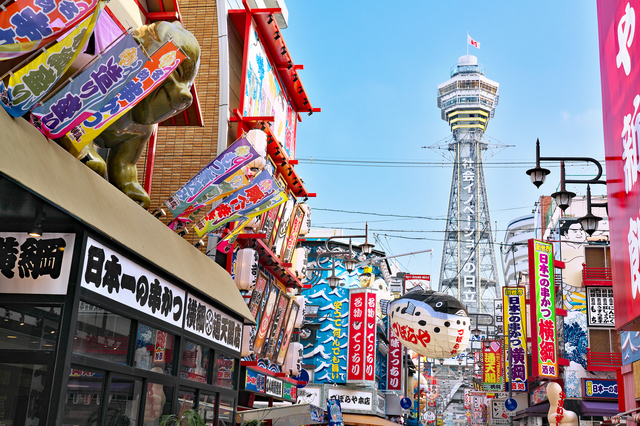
[364,290,377,382]
[597,0,640,331]
[347,290,366,382]
[387,317,403,391]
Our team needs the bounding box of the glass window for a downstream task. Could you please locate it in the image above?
[218,396,234,426]
[106,376,142,425]
[134,323,175,375]
[214,353,236,389]
[0,305,61,425]
[181,341,210,383]
[143,382,173,426]
[73,302,131,365]
[198,393,216,426]
[61,368,104,426]
[178,389,196,416]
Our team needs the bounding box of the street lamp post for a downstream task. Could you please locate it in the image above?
[526,139,608,236]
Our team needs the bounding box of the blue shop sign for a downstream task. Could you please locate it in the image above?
[245,368,265,393]
[582,378,618,399]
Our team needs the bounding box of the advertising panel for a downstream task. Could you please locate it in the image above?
[597,0,640,330]
[503,287,528,392]
[243,20,297,159]
[0,232,75,294]
[364,291,377,382]
[482,341,503,392]
[326,387,374,412]
[582,378,618,399]
[387,318,403,391]
[347,290,366,382]
[528,239,558,378]
[405,274,431,291]
[586,287,615,327]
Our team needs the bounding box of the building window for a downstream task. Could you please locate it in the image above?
[106,376,142,425]
[61,368,104,425]
[214,353,236,389]
[134,323,176,375]
[144,382,173,425]
[73,302,131,365]
[0,304,61,425]
[181,341,210,383]
[218,396,235,426]
[178,389,196,416]
[198,393,216,424]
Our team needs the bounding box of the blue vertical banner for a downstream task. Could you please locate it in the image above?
[301,283,349,383]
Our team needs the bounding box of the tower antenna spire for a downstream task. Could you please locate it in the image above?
[435,55,501,314]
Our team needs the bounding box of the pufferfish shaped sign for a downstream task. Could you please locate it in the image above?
[389,290,470,358]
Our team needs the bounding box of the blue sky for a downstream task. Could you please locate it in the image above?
[281,1,605,286]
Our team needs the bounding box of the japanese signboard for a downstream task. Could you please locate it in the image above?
[248,272,268,318]
[275,299,300,364]
[65,40,185,150]
[347,289,366,382]
[0,232,75,294]
[597,0,640,330]
[282,204,305,263]
[0,0,99,60]
[503,287,528,392]
[243,20,297,159]
[582,378,618,399]
[30,32,146,139]
[194,170,279,238]
[163,136,261,221]
[586,287,615,327]
[251,283,280,355]
[263,293,289,359]
[494,298,504,336]
[528,239,558,378]
[482,340,503,392]
[243,368,297,402]
[327,388,375,413]
[387,316,403,391]
[0,5,100,117]
[81,237,185,327]
[530,380,551,405]
[364,291,377,382]
[184,293,242,353]
[405,274,431,291]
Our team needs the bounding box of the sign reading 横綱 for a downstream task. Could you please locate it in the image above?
[386,317,403,391]
[597,0,640,330]
[184,293,242,353]
[0,232,75,294]
[81,237,185,327]
[528,239,558,378]
[582,378,618,399]
[347,288,376,384]
[503,287,528,392]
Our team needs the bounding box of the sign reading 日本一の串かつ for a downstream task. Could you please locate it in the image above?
[528,239,557,379]
[503,287,528,392]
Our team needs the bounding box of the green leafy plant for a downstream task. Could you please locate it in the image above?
[159,409,206,426]
[87,407,132,426]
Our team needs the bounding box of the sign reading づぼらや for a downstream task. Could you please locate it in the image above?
[528,239,558,379]
[0,232,75,294]
[184,293,242,353]
[327,387,375,412]
[81,237,185,327]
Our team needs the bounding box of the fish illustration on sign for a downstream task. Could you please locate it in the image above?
[389,290,470,359]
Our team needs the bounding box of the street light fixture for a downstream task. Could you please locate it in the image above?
[471,327,482,338]
[527,138,607,235]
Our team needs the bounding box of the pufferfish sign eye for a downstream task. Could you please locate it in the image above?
[389,290,470,359]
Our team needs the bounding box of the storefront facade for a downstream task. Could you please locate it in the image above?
[0,111,254,425]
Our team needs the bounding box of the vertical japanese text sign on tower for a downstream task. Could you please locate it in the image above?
[503,287,528,391]
[528,239,558,378]
[347,288,376,384]
[387,316,403,391]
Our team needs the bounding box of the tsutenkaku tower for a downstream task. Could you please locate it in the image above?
[436,55,500,314]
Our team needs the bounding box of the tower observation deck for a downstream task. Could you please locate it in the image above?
[436,55,500,314]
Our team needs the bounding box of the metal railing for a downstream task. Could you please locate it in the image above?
[582,264,613,286]
[586,348,622,372]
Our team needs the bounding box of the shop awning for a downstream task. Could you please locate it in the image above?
[237,404,325,426]
[581,401,619,416]
[0,109,254,324]
[343,414,401,426]
[513,403,549,420]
